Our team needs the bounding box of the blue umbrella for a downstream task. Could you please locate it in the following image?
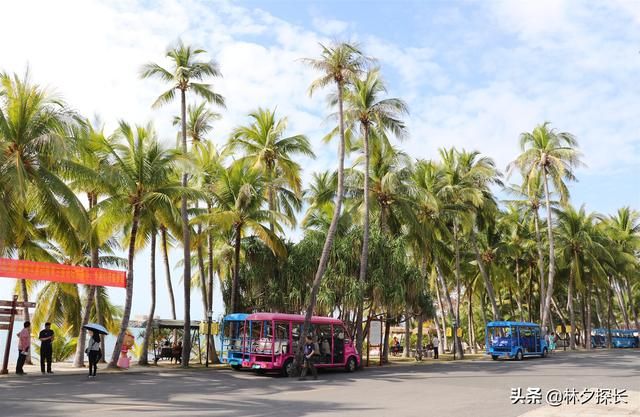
[83,323,109,335]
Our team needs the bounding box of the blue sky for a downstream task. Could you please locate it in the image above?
[0,0,638,322]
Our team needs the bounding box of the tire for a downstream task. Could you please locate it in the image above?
[345,356,357,372]
[541,348,548,358]
[283,359,294,377]
[515,350,523,361]
[491,355,499,361]
[231,364,241,371]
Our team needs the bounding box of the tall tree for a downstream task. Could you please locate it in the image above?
[0,72,87,366]
[298,42,368,353]
[141,41,225,366]
[509,122,582,331]
[99,121,181,367]
[342,69,408,359]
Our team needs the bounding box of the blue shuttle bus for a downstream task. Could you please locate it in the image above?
[486,321,548,360]
[220,313,249,369]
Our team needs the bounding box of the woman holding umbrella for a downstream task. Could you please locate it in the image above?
[84,323,107,378]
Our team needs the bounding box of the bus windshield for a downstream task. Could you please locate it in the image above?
[487,326,512,348]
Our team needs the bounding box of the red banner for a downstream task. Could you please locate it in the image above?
[0,258,126,288]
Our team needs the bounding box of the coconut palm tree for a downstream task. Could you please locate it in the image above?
[228,107,314,231]
[141,41,225,366]
[199,160,286,313]
[0,72,88,366]
[341,69,408,359]
[298,42,368,346]
[508,122,582,331]
[98,121,182,367]
[555,205,610,349]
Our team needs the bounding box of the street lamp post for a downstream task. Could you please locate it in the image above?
[206,310,212,368]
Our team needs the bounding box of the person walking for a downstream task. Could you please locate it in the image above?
[16,321,31,375]
[299,335,319,381]
[548,332,557,355]
[431,334,439,359]
[86,330,101,378]
[39,322,55,374]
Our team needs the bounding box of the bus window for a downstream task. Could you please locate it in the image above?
[274,322,289,355]
[487,326,512,349]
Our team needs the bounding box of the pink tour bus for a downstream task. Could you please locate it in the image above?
[241,312,360,376]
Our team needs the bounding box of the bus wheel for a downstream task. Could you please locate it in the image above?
[515,350,523,361]
[283,359,295,377]
[491,355,499,361]
[231,364,242,371]
[541,348,548,358]
[345,356,357,372]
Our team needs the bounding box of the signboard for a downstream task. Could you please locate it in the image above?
[369,320,382,345]
[199,321,219,335]
[446,327,463,337]
[0,258,126,288]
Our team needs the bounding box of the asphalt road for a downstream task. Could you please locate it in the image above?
[1,350,638,417]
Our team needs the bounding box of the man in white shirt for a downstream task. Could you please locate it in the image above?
[431,335,439,359]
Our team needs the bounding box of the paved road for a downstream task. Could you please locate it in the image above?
[1,350,638,417]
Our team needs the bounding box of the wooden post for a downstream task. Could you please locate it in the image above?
[1,295,18,374]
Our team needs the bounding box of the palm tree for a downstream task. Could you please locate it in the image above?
[228,107,314,231]
[555,205,610,349]
[509,122,582,331]
[298,42,368,347]
[98,121,181,367]
[342,69,408,359]
[0,72,88,366]
[200,160,286,312]
[141,41,225,366]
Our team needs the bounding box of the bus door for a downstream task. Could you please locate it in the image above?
[314,324,333,365]
[333,324,346,364]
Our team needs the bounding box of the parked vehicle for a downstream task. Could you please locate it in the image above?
[219,313,249,369]
[241,313,360,376]
[611,329,639,348]
[486,321,548,360]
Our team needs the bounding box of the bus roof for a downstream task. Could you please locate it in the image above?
[246,312,343,324]
[224,313,249,321]
[487,321,540,328]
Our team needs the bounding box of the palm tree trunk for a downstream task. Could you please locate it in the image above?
[528,265,533,322]
[624,277,640,330]
[434,274,448,352]
[533,209,546,322]
[515,259,524,321]
[355,124,370,363]
[453,224,464,359]
[231,224,241,313]
[403,309,410,358]
[161,226,177,320]
[95,289,107,363]
[109,205,140,367]
[180,88,192,368]
[74,193,98,367]
[140,228,157,366]
[607,276,613,348]
[416,313,424,360]
[16,251,33,366]
[541,170,555,332]
[435,260,463,357]
[585,282,592,350]
[468,285,476,354]
[613,278,630,329]
[207,202,220,364]
[298,81,347,373]
[567,260,576,350]
[197,233,209,315]
[382,317,391,363]
[470,232,499,319]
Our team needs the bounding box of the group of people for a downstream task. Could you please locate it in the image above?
[391,335,440,359]
[15,321,103,378]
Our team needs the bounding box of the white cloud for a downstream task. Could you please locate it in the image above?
[311,17,349,35]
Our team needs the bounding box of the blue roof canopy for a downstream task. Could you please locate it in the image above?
[224,313,248,321]
[487,321,540,327]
